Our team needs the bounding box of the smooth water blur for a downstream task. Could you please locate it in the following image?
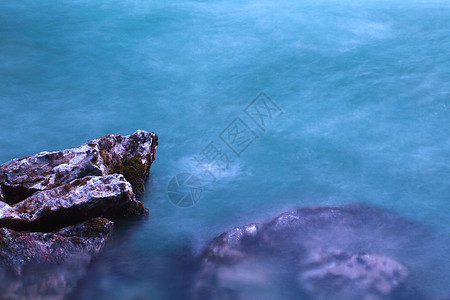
[1,0,449,299]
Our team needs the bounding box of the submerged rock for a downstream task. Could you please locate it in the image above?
[0,130,158,300]
[298,250,409,300]
[0,130,158,204]
[196,204,431,300]
[0,217,113,273]
[0,218,113,300]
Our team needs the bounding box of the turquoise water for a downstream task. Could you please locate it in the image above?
[1,0,449,299]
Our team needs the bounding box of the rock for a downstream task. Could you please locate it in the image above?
[0,130,158,204]
[299,250,409,300]
[0,130,158,300]
[0,218,113,300]
[0,200,12,217]
[203,222,263,264]
[196,204,431,300]
[0,217,113,272]
[0,174,146,231]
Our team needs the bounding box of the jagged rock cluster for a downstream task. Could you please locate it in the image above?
[0,130,158,300]
[195,204,428,300]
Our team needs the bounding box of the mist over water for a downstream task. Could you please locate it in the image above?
[1,0,449,299]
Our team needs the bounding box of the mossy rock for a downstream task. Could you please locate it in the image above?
[100,151,150,199]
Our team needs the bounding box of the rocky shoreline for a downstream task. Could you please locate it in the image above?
[0,130,158,300]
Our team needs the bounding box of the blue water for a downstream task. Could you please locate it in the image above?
[1,0,449,299]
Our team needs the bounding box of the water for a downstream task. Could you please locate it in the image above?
[1,0,449,299]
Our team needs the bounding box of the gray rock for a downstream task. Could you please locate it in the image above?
[0,218,113,300]
[0,217,113,271]
[203,222,263,264]
[0,174,146,231]
[0,200,12,217]
[196,204,430,300]
[298,249,409,300]
[0,130,158,204]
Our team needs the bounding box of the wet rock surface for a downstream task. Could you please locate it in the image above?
[196,204,433,300]
[0,130,157,204]
[0,130,157,300]
[0,218,113,273]
[298,250,409,300]
[0,174,144,231]
[0,218,113,300]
